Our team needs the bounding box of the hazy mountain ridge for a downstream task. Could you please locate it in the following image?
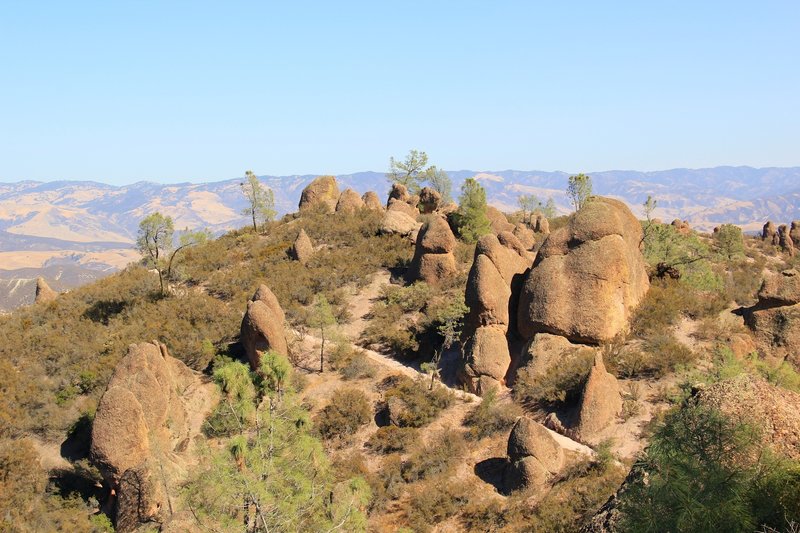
[0,166,798,311]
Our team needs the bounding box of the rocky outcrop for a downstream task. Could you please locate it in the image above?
[533,214,550,234]
[520,333,593,380]
[513,223,536,250]
[503,417,564,491]
[487,206,514,234]
[576,353,622,442]
[379,210,420,237]
[34,277,58,304]
[744,269,800,367]
[778,224,795,256]
[671,219,691,235]
[408,215,457,286]
[418,187,441,214]
[517,197,650,344]
[388,182,412,204]
[91,342,216,532]
[697,374,800,460]
[762,221,777,241]
[290,228,314,265]
[458,233,534,394]
[792,221,800,245]
[387,197,419,218]
[362,191,383,210]
[298,175,340,213]
[240,284,288,370]
[335,188,365,213]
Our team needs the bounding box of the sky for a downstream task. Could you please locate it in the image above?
[1,1,798,185]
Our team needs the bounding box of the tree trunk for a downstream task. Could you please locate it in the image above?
[158,269,165,296]
[319,330,325,373]
[252,210,257,233]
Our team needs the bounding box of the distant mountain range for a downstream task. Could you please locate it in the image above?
[1,166,799,311]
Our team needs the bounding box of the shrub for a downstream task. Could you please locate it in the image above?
[513,349,595,406]
[315,388,372,441]
[401,428,466,482]
[365,426,419,454]
[407,479,472,532]
[329,343,376,381]
[463,389,522,440]
[384,376,454,427]
[643,334,696,376]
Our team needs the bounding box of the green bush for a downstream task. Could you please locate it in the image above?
[407,478,472,532]
[384,376,454,428]
[513,349,595,406]
[463,389,522,440]
[401,428,466,482]
[365,426,418,454]
[315,388,372,441]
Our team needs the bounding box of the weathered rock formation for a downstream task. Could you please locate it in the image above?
[335,188,365,213]
[503,417,564,491]
[458,233,534,394]
[408,215,457,286]
[388,182,412,204]
[91,342,216,532]
[362,191,383,210]
[387,197,419,218]
[744,269,800,367]
[671,219,691,235]
[513,222,536,250]
[418,186,441,214]
[792,221,800,245]
[298,175,340,212]
[762,221,777,241]
[34,277,58,304]
[517,197,650,344]
[520,333,593,380]
[379,210,420,237]
[533,214,550,234]
[487,205,514,234]
[576,353,623,442]
[778,224,795,256]
[290,228,314,265]
[240,284,288,370]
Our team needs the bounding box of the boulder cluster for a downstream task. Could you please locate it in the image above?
[459,197,650,465]
[458,232,533,393]
[762,220,800,256]
[297,175,384,216]
[407,215,457,286]
[670,218,691,235]
[90,342,215,532]
[240,284,289,370]
[743,269,800,368]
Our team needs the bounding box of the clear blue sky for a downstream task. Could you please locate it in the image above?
[1,1,798,184]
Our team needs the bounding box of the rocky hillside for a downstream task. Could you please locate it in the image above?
[2,166,800,312]
[1,177,799,532]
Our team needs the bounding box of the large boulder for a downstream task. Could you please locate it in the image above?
[362,191,383,210]
[379,210,420,236]
[335,188,365,213]
[408,216,457,286]
[290,228,314,265]
[298,175,340,213]
[513,222,536,250]
[241,284,288,370]
[91,342,214,532]
[744,270,800,367]
[388,182,411,204]
[779,224,795,256]
[459,233,535,394]
[503,417,564,492]
[487,205,514,234]
[517,197,650,344]
[671,219,691,235]
[576,353,623,442]
[533,214,550,234]
[418,186,441,214]
[387,197,419,218]
[520,333,592,380]
[763,221,777,241]
[791,221,800,245]
[34,277,58,304]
